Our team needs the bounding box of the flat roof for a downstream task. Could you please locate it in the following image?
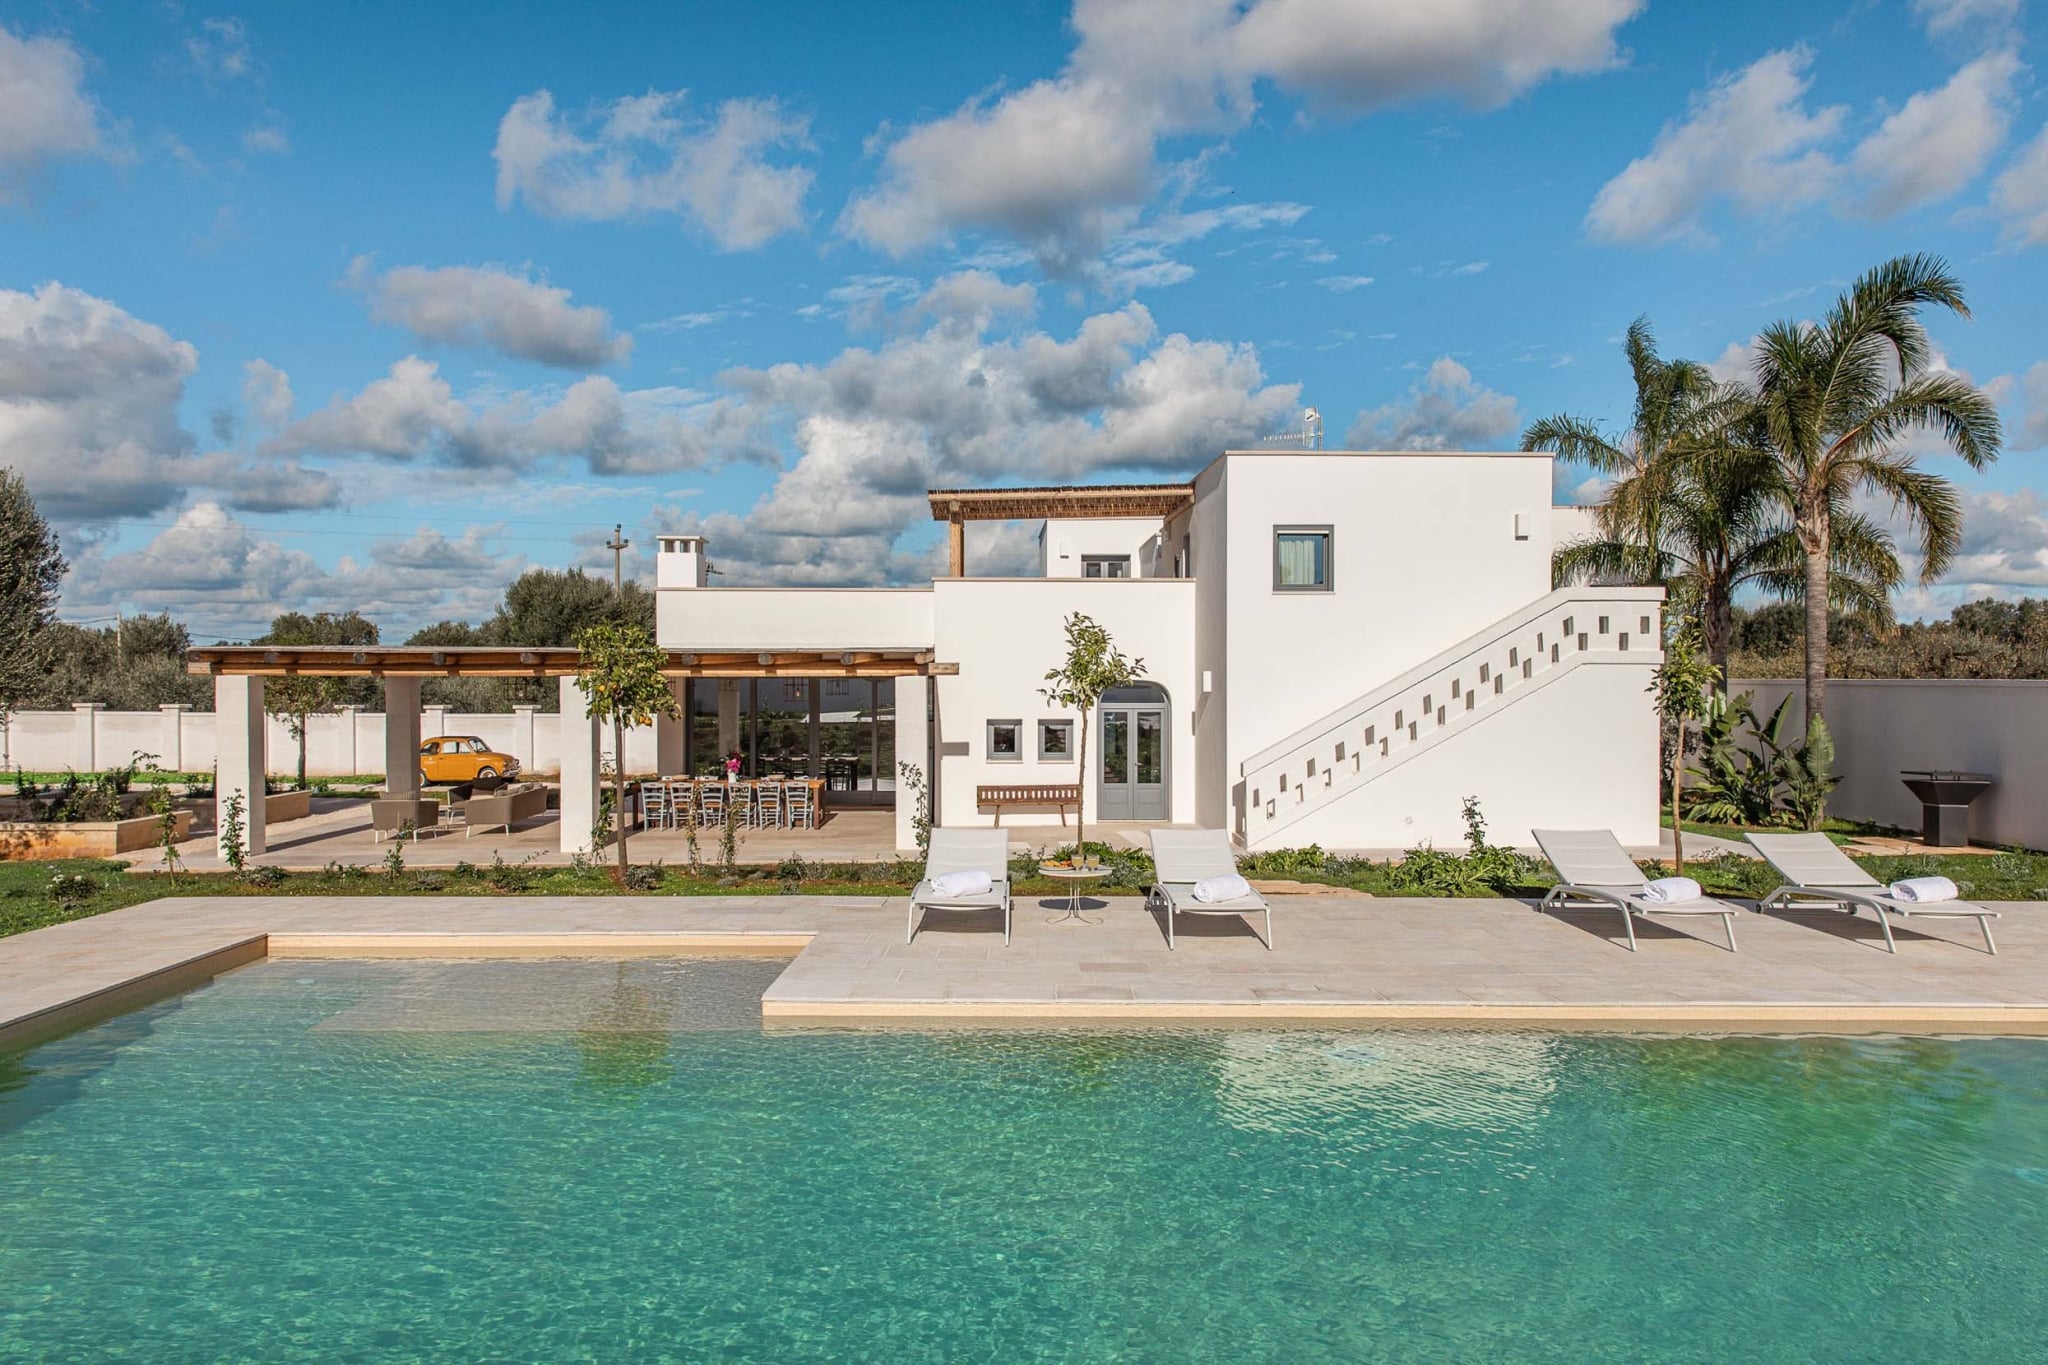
[186,645,957,678]
[928,483,1194,522]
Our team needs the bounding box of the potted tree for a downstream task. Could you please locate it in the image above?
[1041,612,1145,860]
[573,621,679,879]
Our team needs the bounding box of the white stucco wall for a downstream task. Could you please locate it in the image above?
[1037,518,1170,577]
[1736,679,2048,851]
[1268,661,1662,851]
[1218,450,1556,772]
[930,577,1196,832]
[657,587,934,651]
[1190,457,1231,828]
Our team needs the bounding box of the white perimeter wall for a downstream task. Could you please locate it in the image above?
[0,706,674,778]
[930,577,1196,831]
[1272,661,1663,850]
[1736,679,2048,851]
[1219,451,1556,774]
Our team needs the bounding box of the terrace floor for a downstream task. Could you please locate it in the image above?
[5,891,2046,1049]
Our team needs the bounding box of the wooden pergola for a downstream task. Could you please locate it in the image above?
[927,483,1195,575]
[186,645,959,679]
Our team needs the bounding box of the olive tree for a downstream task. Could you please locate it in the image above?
[1040,612,1145,857]
[573,621,679,877]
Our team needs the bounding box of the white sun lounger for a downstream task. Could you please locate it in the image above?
[1746,832,1998,954]
[907,828,1014,946]
[1533,829,1740,952]
[1147,829,1272,950]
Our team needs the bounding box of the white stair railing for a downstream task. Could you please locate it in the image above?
[1234,587,1664,844]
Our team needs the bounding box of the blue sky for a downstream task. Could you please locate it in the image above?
[3,0,2045,639]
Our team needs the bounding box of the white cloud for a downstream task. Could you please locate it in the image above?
[0,25,112,201]
[0,282,201,519]
[241,121,290,156]
[269,358,767,475]
[493,89,812,250]
[64,503,526,639]
[2011,359,2048,449]
[1230,0,1642,110]
[184,18,253,84]
[1585,47,1844,244]
[351,259,631,369]
[845,0,1642,271]
[1911,0,2024,38]
[1344,356,1518,449]
[1317,274,1375,291]
[1706,338,1761,386]
[242,359,294,432]
[1991,124,2048,246]
[1849,51,2023,216]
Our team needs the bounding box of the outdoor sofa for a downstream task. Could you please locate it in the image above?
[1746,831,1999,954]
[907,828,1014,945]
[461,782,549,838]
[1533,828,1740,952]
[370,797,443,843]
[1147,829,1272,950]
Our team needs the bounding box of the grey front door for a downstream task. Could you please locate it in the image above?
[1096,703,1166,821]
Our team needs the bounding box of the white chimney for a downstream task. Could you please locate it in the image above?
[657,534,711,589]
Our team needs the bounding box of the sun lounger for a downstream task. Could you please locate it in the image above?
[908,828,1013,945]
[1148,829,1272,950]
[1746,832,1998,954]
[1533,829,1740,952]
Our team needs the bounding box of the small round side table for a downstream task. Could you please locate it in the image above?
[1039,864,1112,924]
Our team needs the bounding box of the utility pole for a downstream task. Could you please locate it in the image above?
[605,523,629,595]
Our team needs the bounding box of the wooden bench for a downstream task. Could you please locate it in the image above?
[976,784,1081,826]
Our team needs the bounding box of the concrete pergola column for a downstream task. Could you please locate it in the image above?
[895,675,931,853]
[654,679,686,777]
[215,675,267,860]
[715,680,740,758]
[559,674,601,855]
[384,677,422,797]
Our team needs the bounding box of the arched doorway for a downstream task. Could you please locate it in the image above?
[1097,682,1169,821]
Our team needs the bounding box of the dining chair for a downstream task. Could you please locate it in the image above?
[784,780,814,830]
[754,781,784,829]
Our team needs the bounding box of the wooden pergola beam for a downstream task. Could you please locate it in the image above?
[185,645,957,678]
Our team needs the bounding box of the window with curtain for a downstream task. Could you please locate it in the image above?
[1274,527,1332,591]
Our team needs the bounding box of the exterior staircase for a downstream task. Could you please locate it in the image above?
[1234,587,1665,847]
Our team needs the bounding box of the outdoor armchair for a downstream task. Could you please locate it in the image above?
[908,828,1014,945]
[1746,832,1998,954]
[370,797,441,843]
[462,782,549,838]
[1533,829,1739,952]
[1148,829,1272,950]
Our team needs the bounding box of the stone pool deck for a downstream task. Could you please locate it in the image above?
[3,892,2046,1047]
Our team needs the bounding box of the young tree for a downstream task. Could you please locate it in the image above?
[1040,613,1145,857]
[1747,254,2001,726]
[1650,622,1721,873]
[0,470,67,728]
[573,621,679,878]
[257,611,380,789]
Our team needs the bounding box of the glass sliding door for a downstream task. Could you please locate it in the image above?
[1095,683,1169,822]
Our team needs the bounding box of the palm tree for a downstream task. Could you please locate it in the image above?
[1746,254,2001,725]
[1554,440,1902,680]
[1522,316,1745,579]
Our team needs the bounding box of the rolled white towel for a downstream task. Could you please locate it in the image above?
[1638,876,1702,905]
[1888,875,1958,903]
[1191,873,1253,903]
[928,869,993,898]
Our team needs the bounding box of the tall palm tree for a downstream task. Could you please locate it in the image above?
[1523,316,1745,580]
[1554,440,1900,679]
[1747,254,2001,725]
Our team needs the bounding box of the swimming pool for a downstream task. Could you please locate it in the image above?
[3,958,2045,1361]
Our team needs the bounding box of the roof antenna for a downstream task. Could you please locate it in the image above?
[1303,406,1323,450]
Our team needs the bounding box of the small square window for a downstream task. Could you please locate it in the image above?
[1038,719,1074,761]
[1082,555,1130,578]
[987,719,1023,761]
[1274,527,1333,591]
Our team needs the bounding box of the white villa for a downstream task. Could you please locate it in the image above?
[656,447,1664,853]
[174,446,1660,860]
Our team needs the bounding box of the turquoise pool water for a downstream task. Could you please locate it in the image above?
[3,959,2047,1362]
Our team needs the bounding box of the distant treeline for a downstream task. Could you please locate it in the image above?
[30,568,655,713]
[1731,598,2048,680]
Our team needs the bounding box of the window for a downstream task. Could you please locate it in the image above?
[1038,719,1074,761]
[987,719,1023,761]
[1274,526,1333,592]
[782,680,806,702]
[1082,555,1131,578]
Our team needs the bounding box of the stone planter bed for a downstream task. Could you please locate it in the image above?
[0,811,195,859]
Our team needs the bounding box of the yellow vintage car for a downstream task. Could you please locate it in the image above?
[419,736,520,787]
